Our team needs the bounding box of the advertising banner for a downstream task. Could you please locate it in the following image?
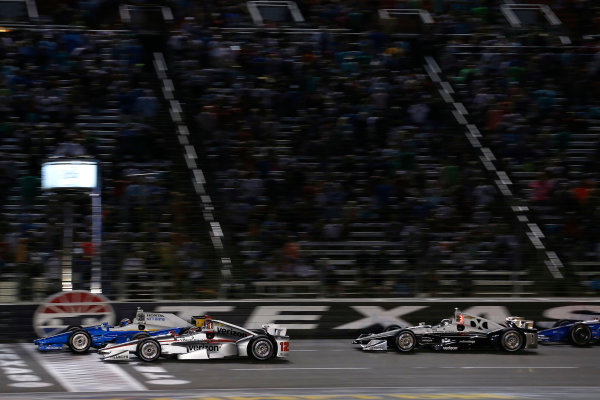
[2,294,600,341]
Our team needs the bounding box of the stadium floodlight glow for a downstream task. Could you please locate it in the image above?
[41,159,102,293]
[41,159,98,190]
[247,1,305,25]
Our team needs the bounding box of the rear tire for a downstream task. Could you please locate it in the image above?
[248,335,275,361]
[132,332,150,340]
[569,323,592,346]
[136,338,161,362]
[178,327,191,335]
[500,329,524,352]
[394,330,416,352]
[68,330,92,354]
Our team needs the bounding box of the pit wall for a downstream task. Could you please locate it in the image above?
[4,298,600,341]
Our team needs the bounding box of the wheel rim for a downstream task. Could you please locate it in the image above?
[502,331,521,351]
[573,326,591,343]
[72,333,89,350]
[253,339,272,359]
[140,342,158,359]
[397,332,414,351]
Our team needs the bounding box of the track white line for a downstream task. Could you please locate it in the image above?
[443,366,578,369]
[22,343,146,392]
[231,367,369,371]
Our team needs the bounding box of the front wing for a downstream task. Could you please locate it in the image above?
[353,331,396,351]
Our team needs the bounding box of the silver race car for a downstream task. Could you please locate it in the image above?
[353,308,537,353]
[100,315,290,361]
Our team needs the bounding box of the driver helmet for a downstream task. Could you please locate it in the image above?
[119,318,131,327]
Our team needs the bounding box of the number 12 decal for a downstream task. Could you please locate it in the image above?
[280,342,290,352]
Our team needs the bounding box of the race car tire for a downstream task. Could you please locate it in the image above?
[499,329,524,352]
[248,335,275,361]
[67,330,92,354]
[132,332,150,340]
[64,325,83,333]
[384,325,402,349]
[569,323,592,346]
[394,330,417,352]
[132,333,151,356]
[136,338,161,362]
[178,327,191,335]
[553,319,575,327]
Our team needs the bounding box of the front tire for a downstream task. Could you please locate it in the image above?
[394,330,417,352]
[136,338,161,362]
[500,329,523,352]
[569,323,592,346]
[68,330,92,354]
[248,335,275,361]
[64,325,83,333]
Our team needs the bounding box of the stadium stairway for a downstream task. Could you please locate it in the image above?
[164,42,538,298]
[437,41,600,293]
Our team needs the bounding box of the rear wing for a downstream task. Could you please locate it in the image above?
[132,308,192,329]
[506,316,535,329]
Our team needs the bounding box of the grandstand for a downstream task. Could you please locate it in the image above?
[0,0,598,302]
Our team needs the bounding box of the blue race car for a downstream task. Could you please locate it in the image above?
[34,308,192,353]
[538,319,600,346]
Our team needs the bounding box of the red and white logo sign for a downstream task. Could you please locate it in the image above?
[33,291,116,337]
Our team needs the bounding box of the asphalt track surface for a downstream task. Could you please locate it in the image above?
[1,340,599,400]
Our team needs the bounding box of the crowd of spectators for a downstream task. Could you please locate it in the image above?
[163,1,600,296]
[438,33,600,267]
[0,28,213,300]
[167,20,536,296]
[1,1,600,300]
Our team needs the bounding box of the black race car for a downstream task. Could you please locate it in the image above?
[353,308,538,352]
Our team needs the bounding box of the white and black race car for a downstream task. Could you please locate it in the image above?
[99,315,289,362]
[353,308,538,353]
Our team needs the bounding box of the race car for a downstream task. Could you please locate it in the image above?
[538,318,600,346]
[99,314,290,362]
[353,308,538,353]
[34,308,192,353]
